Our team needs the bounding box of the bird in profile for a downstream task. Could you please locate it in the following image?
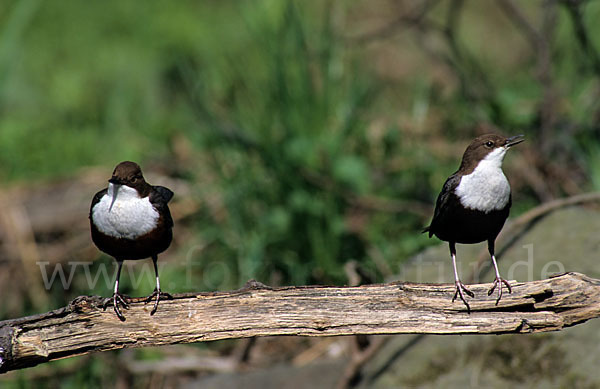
[89,161,174,321]
[423,134,524,311]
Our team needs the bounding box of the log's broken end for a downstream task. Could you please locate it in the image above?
[0,326,14,373]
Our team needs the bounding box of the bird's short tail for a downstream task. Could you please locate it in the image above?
[422,225,434,238]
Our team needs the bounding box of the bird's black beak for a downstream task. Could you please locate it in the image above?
[108,177,123,212]
[505,134,525,148]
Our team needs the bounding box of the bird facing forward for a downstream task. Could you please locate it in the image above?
[423,134,524,311]
[89,161,174,321]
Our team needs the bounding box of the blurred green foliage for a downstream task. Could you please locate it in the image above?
[179,2,392,286]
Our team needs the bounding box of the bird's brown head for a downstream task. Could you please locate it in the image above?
[458,134,524,174]
[108,161,149,192]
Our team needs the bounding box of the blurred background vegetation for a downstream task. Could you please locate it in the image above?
[1,0,600,387]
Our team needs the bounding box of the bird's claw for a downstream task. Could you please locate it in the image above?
[487,277,512,305]
[144,288,173,315]
[452,281,474,312]
[102,293,130,321]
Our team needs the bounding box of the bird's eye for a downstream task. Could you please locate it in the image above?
[485,141,494,148]
[131,177,138,183]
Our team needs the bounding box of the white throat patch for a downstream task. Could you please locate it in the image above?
[92,183,159,239]
[455,147,511,212]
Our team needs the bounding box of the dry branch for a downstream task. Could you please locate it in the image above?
[1,272,600,373]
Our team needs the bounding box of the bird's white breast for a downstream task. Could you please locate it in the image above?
[92,184,159,239]
[455,148,511,212]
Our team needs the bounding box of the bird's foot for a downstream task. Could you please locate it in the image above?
[452,281,475,312]
[102,293,130,321]
[487,277,512,305]
[144,288,173,315]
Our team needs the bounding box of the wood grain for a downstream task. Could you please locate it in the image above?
[1,272,600,373]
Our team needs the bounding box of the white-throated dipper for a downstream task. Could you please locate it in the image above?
[89,161,174,321]
[423,134,524,311]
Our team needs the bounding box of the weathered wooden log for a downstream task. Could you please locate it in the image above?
[1,272,599,373]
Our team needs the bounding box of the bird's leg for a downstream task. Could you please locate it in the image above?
[450,242,474,312]
[102,260,129,321]
[487,240,512,305]
[144,255,173,315]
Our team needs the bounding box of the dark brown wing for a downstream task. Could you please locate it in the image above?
[149,186,174,228]
[151,186,174,203]
[423,173,461,237]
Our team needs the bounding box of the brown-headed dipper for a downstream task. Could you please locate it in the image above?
[423,134,524,311]
[90,161,174,321]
